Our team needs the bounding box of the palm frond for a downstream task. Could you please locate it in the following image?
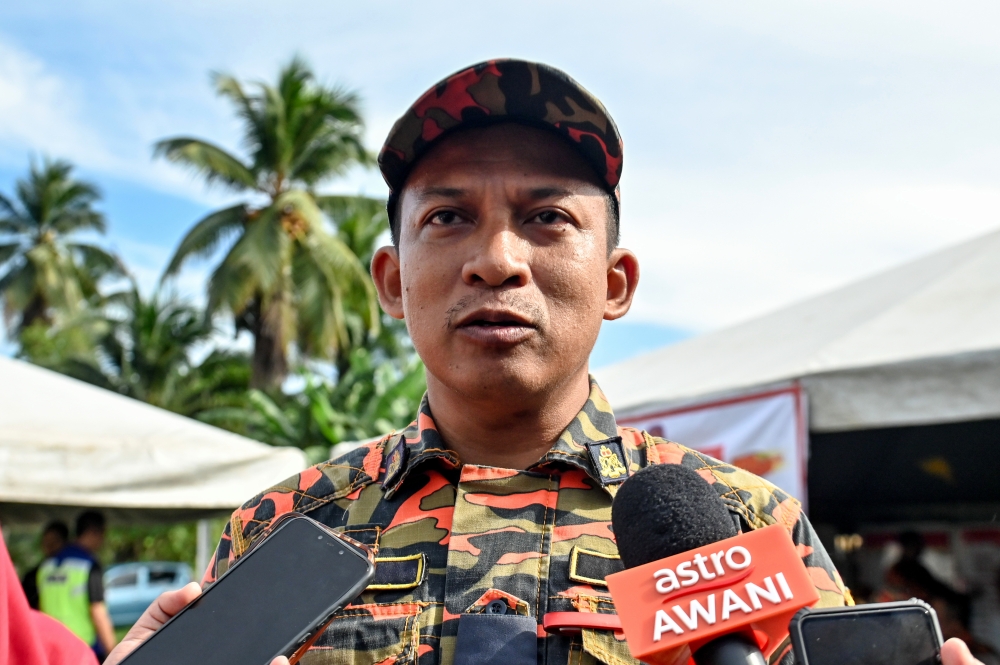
[222,201,291,294]
[0,192,26,225]
[0,242,21,267]
[0,261,34,323]
[68,243,126,278]
[212,73,268,161]
[205,250,260,317]
[153,138,258,191]
[163,203,247,277]
[51,209,106,235]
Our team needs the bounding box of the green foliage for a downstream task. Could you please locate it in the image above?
[0,159,123,333]
[5,524,43,578]
[157,57,382,389]
[201,347,425,464]
[18,284,253,419]
[104,519,227,568]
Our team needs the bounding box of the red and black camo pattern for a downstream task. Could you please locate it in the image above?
[205,378,850,665]
[378,59,624,195]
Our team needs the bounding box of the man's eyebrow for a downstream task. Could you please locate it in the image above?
[526,186,575,200]
[414,186,466,202]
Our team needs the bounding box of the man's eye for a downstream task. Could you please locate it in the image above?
[532,210,563,224]
[431,211,462,225]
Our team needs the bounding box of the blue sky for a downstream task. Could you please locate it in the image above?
[2,1,999,367]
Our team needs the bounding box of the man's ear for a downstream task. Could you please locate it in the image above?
[371,246,405,320]
[604,248,639,321]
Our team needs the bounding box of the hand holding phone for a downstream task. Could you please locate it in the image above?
[105,514,375,665]
[105,584,289,665]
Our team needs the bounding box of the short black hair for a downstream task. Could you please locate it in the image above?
[75,510,106,537]
[387,188,620,254]
[43,520,69,542]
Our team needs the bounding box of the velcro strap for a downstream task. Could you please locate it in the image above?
[569,547,624,587]
[369,553,426,590]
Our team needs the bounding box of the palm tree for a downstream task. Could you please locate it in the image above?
[25,283,253,419]
[94,286,215,406]
[0,159,122,334]
[156,57,381,389]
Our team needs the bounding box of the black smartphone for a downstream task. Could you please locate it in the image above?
[119,513,375,665]
[789,600,944,665]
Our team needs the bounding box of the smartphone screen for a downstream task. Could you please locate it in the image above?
[796,605,941,665]
[121,516,373,665]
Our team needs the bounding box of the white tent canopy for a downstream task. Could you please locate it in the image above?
[596,228,1000,432]
[0,355,306,523]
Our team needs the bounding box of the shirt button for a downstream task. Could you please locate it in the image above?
[485,600,509,615]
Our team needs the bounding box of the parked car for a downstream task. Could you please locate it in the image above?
[104,561,193,626]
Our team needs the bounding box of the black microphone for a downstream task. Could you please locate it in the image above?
[612,464,767,665]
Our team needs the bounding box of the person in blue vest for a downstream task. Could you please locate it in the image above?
[37,511,117,661]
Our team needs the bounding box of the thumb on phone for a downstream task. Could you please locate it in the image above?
[104,582,202,665]
[942,638,985,665]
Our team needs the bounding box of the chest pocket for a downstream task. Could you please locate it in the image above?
[302,602,424,665]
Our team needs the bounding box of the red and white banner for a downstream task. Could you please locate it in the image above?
[619,385,808,505]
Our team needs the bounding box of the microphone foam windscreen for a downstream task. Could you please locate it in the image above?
[612,464,739,569]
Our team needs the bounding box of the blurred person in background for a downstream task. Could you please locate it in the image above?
[37,511,117,662]
[21,520,69,610]
[880,532,995,662]
[887,532,970,615]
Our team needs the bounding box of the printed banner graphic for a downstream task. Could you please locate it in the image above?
[621,386,807,504]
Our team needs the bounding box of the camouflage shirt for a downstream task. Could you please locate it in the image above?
[205,378,850,665]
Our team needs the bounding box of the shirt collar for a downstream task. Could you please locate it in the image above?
[381,376,637,498]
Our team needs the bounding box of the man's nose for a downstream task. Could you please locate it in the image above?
[462,226,530,289]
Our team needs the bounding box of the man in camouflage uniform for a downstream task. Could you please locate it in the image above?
[111,59,859,665]
[213,59,850,665]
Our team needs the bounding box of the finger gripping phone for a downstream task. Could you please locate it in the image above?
[789,600,944,665]
[120,513,375,665]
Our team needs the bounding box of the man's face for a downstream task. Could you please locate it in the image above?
[41,530,65,557]
[372,123,638,401]
[79,528,105,553]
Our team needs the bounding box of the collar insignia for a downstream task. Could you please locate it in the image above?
[382,437,408,490]
[586,437,629,486]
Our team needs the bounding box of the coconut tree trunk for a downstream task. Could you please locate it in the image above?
[250,296,289,390]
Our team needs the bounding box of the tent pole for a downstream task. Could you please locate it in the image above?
[195,519,211,581]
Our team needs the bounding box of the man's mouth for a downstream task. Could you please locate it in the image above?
[455,308,537,345]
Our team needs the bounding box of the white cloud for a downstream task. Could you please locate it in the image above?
[674,1,1000,65]
[0,41,109,168]
[624,170,1000,329]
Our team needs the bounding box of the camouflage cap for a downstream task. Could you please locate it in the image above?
[378,59,623,196]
